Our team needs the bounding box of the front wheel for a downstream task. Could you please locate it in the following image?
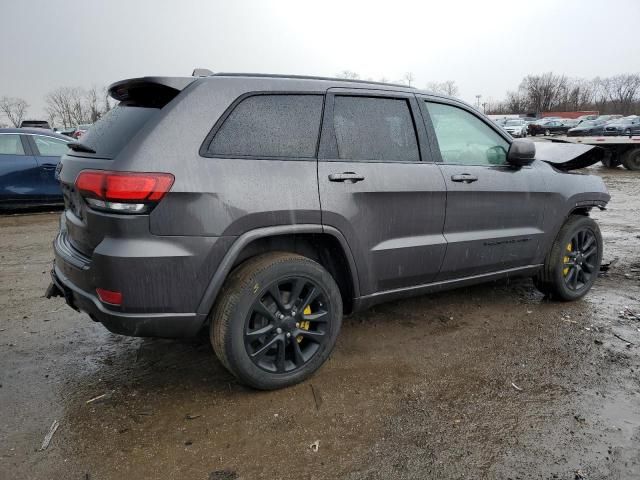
[210,252,343,390]
[534,216,603,301]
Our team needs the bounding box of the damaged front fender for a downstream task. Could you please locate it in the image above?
[533,140,605,171]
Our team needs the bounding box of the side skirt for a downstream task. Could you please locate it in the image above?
[352,264,543,312]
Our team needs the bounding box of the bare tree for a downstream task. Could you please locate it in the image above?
[336,70,360,80]
[0,96,29,127]
[600,74,640,114]
[45,86,113,127]
[426,80,459,97]
[402,72,415,87]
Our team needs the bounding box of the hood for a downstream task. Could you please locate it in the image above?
[534,140,604,170]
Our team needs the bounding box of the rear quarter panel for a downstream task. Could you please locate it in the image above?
[110,78,324,237]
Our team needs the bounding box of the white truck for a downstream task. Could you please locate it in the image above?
[550,135,640,171]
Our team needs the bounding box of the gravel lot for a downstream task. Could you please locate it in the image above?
[1,165,639,480]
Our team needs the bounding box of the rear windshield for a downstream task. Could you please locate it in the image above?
[74,105,159,158]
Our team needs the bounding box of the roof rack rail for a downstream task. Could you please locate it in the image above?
[210,72,414,89]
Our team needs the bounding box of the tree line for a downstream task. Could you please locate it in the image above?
[3,71,638,127]
[486,72,640,115]
[335,70,460,97]
[0,86,113,128]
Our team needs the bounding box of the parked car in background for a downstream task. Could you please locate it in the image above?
[603,117,640,136]
[528,120,570,136]
[503,119,528,137]
[46,72,609,390]
[561,119,580,128]
[0,128,71,208]
[72,124,92,139]
[567,120,607,137]
[596,115,622,123]
[57,127,77,138]
[577,114,598,121]
[20,120,51,129]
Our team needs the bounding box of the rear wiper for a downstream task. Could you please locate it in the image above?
[68,142,96,154]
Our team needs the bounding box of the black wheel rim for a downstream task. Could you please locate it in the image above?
[562,229,598,291]
[244,277,331,373]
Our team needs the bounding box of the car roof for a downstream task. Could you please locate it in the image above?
[109,72,463,105]
[0,128,72,140]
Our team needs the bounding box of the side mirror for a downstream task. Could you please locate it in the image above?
[507,139,536,167]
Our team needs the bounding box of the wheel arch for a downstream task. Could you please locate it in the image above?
[197,225,360,316]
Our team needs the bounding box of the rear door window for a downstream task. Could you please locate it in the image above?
[207,94,324,158]
[332,96,419,162]
[0,134,26,155]
[75,105,159,158]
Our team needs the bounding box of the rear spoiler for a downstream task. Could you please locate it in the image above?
[533,140,605,171]
[108,77,195,107]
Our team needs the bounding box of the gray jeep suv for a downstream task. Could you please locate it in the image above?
[47,72,610,389]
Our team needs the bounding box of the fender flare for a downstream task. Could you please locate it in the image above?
[196,224,360,315]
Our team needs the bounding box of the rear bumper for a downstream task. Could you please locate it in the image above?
[48,265,206,338]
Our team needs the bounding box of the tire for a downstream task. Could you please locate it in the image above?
[622,147,640,171]
[544,129,550,136]
[210,252,343,390]
[601,154,620,169]
[534,216,603,301]
[624,129,631,136]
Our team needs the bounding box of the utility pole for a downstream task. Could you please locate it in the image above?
[475,95,482,110]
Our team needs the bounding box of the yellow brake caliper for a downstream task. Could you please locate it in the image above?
[297,305,311,343]
[563,242,572,276]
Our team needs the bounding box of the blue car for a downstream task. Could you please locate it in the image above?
[0,128,71,209]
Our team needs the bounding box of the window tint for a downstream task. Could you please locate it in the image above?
[34,136,69,156]
[0,134,25,155]
[333,96,419,162]
[208,95,324,158]
[426,102,509,166]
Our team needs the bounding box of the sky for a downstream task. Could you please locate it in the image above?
[1,0,639,118]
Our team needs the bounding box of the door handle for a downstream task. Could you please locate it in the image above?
[451,173,478,183]
[328,172,365,183]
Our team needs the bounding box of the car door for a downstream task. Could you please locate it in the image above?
[419,98,547,281]
[0,133,41,205]
[318,89,447,296]
[26,134,69,201]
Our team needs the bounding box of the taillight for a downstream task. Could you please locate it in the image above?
[75,170,174,214]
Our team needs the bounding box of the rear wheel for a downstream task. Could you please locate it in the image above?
[622,147,640,171]
[210,252,342,390]
[534,216,602,301]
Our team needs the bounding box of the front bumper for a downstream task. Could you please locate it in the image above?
[47,265,206,338]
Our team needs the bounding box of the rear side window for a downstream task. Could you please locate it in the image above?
[77,105,159,158]
[34,136,69,156]
[333,96,419,162]
[207,94,324,158]
[0,134,25,155]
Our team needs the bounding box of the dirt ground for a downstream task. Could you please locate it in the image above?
[1,165,639,480]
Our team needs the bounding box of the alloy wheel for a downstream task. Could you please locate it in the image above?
[562,229,598,291]
[244,277,331,373]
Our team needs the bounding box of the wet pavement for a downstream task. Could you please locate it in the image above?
[1,165,639,479]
